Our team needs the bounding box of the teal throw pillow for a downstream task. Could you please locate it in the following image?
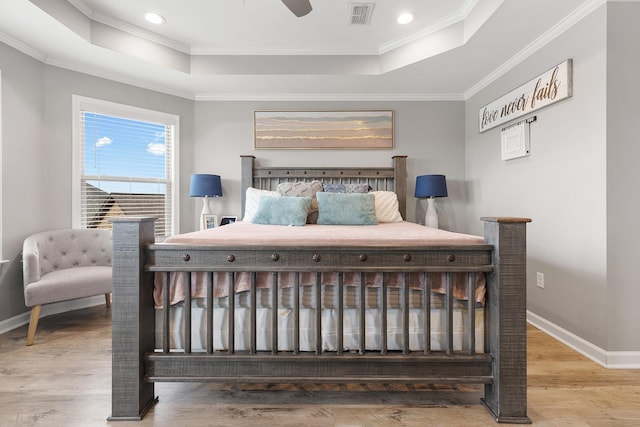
[252,196,312,226]
[316,192,377,225]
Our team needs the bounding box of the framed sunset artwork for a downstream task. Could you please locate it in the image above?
[254,110,394,149]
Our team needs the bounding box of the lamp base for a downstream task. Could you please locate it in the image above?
[201,196,212,216]
[425,198,439,228]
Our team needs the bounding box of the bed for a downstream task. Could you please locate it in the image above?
[109,155,531,424]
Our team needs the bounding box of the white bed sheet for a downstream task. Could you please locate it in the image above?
[155,287,484,353]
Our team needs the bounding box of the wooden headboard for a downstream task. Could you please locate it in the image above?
[240,155,407,220]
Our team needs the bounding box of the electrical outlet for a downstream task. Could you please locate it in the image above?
[536,272,544,289]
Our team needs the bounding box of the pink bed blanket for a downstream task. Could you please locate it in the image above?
[153,221,487,307]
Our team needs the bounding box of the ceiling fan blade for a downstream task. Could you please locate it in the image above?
[281,0,312,17]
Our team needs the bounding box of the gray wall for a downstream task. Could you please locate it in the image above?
[465,3,640,352]
[606,1,640,351]
[0,43,46,321]
[193,101,467,231]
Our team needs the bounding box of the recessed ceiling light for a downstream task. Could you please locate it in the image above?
[144,12,165,25]
[397,12,415,25]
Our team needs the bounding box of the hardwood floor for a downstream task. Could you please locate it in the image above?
[1,305,639,426]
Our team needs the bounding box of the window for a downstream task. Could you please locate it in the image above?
[72,96,179,240]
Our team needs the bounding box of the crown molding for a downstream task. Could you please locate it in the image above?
[194,93,464,102]
[464,0,606,99]
[68,0,190,53]
[0,31,47,62]
[44,56,195,100]
[92,11,191,54]
[378,0,480,54]
[190,46,374,56]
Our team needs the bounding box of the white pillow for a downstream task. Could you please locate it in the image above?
[371,191,403,223]
[243,187,278,222]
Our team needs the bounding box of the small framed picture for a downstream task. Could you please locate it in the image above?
[219,216,237,226]
[201,214,218,230]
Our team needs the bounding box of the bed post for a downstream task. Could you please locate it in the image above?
[392,155,407,221]
[241,155,256,218]
[481,217,532,424]
[108,217,157,421]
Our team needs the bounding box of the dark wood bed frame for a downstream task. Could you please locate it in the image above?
[109,155,531,423]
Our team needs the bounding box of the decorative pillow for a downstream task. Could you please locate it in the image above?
[276,181,323,223]
[371,191,403,223]
[316,192,377,225]
[322,183,372,193]
[251,196,312,226]
[243,187,278,222]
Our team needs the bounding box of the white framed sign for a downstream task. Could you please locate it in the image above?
[478,59,572,133]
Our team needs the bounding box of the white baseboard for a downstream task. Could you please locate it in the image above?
[0,295,107,336]
[527,310,640,369]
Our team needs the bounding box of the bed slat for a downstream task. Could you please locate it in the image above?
[294,272,300,354]
[402,272,410,355]
[271,272,278,354]
[184,272,192,354]
[250,272,257,354]
[359,272,366,355]
[228,272,235,353]
[468,273,476,355]
[162,272,170,354]
[423,272,431,355]
[445,272,453,356]
[337,273,344,355]
[315,272,321,355]
[206,272,213,354]
[381,272,388,356]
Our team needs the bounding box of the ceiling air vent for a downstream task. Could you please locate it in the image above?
[349,3,375,25]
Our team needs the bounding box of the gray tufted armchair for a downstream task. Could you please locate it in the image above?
[22,228,112,345]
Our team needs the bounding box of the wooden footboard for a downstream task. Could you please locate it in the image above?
[108,216,531,424]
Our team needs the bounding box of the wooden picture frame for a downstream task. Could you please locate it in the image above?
[254,110,394,149]
[201,214,218,230]
[478,59,573,133]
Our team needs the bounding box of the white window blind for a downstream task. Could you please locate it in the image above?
[73,96,179,240]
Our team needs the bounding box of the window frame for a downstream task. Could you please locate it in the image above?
[72,95,180,238]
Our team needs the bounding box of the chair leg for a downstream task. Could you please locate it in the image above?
[105,293,111,308]
[26,305,41,346]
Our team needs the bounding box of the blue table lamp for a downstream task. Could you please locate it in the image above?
[190,174,222,217]
[415,174,448,228]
